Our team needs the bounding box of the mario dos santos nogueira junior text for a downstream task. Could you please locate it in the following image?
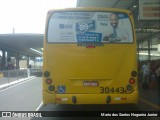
[101,112,158,117]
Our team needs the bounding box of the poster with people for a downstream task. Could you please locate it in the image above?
[48,11,133,44]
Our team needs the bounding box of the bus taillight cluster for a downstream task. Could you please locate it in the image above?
[130,71,137,84]
[44,71,55,92]
[126,71,137,92]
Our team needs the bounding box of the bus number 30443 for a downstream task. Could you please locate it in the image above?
[100,87,125,93]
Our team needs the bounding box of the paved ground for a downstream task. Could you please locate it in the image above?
[0,77,42,111]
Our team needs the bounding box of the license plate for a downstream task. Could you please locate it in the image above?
[83,81,99,87]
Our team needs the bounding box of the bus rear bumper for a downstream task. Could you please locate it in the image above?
[43,90,138,105]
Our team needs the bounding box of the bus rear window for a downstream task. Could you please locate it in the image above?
[47,11,133,43]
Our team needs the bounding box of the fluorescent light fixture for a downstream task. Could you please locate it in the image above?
[133,5,137,8]
[30,48,43,55]
[136,28,160,33]
[138,53,160,56]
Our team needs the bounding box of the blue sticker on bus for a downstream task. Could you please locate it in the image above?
[118,13,129,19]
[76,20,96,33]
[76,32,102,43]
[58,85,66,94]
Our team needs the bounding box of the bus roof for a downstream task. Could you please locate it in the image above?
[48,7,131,14]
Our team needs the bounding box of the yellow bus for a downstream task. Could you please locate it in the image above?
[43,7,138,105]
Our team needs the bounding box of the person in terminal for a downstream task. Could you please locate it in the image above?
[103,13,130,42]
[7,57,15,70]
[141,62,150,89]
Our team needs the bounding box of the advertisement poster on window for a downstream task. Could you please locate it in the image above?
[48,11,133,44]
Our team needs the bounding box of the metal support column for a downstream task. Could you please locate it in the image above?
[148,38,151,62]
[1,50,6,70]
[27,56,30,68]
[16,53,20,69]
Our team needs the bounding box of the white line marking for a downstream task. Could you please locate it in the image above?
[36,101,43,111]
[0,77,37,92]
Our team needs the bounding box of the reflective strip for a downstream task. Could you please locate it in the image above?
[56,98,68,101]
[115,97,121,100]
[114,97,126,100]
[61,98,68,101]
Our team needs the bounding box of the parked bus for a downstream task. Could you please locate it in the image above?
[43,7,138,105]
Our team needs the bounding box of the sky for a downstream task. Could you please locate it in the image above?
[0,0,77,34]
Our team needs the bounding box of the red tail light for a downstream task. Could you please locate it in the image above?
[46,78,52,84]
[129,78,135,84]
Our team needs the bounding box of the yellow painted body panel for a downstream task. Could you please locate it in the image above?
[42,7,138,105]
[43,90,56,105]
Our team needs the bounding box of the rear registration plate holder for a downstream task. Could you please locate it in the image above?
[83,81,99,87]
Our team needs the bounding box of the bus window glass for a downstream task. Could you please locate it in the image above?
[47,11,133,43]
